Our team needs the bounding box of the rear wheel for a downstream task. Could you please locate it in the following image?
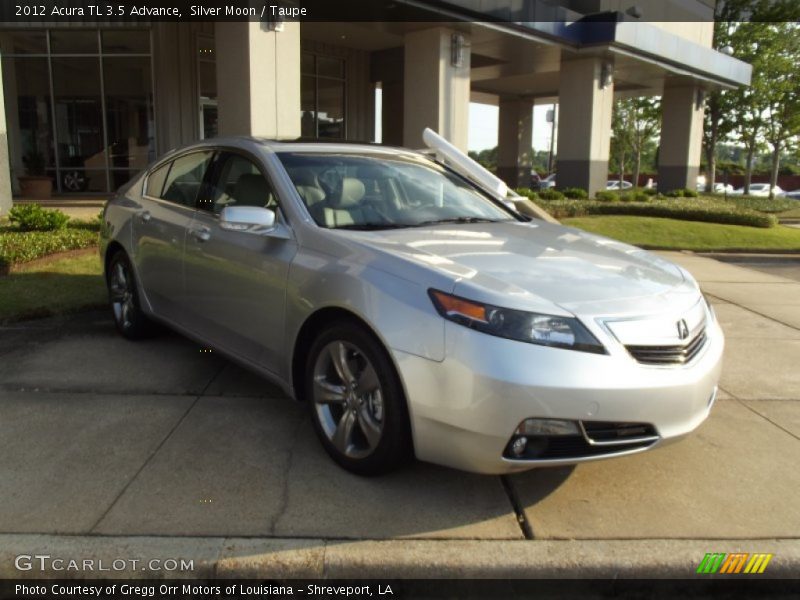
[305,321,412,476]
[106,251,156,339]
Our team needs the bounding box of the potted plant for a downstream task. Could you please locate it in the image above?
[18,150,53,199]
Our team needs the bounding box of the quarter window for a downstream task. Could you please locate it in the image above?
[145,162,170,198]
[160,151,214,207]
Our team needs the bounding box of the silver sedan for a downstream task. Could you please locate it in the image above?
[100,137,723,475]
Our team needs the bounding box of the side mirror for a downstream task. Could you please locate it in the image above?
[219,205,276,234]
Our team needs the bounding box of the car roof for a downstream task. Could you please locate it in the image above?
[179,135,424,159]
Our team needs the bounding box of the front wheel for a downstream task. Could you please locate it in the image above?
[106,251,156,339]
[305,322,412,476]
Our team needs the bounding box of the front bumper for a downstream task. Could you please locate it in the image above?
[392,317,724,474]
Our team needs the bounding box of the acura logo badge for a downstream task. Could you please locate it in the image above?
[677,319,690,340]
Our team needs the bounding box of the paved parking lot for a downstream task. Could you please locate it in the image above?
[0,252,798,576]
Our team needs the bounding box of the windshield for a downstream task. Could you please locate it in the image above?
[277,152,517,230]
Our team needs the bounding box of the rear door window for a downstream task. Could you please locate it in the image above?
[160,151,214,207]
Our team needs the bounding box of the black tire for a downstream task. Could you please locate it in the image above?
[305,321,413,476]
[106,250,157,339]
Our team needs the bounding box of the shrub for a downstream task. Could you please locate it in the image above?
[682,188,699,198]
[0,224,99,267]
[619,193,637,203]
[642,188,658,196]
[9,204,69,231]
[595,191,619,202]
[561,187,588,200]
[538,189,565,200]
[537,198,777,228]
[665,189,684,198]
[514,187,536,199]
[632,192,650,203]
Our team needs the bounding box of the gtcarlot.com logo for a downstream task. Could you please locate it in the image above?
[696,552,773,574]
[15,554,194,573]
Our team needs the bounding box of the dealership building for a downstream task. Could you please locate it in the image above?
[0,0,751,213]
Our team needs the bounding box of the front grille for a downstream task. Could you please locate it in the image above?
[626,330,707,365]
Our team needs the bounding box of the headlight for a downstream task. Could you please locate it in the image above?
[428,289,606,354]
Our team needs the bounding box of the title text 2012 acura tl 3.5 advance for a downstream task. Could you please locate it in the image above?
[100,129,723,476]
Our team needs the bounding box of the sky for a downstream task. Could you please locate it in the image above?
[375,88,558,153]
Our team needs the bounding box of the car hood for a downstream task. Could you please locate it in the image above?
[340,220,697,315]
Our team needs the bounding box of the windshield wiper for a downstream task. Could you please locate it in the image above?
[334,222,417,230]
[413,217,506,227]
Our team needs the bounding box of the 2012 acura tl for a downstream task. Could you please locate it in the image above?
[100,132,723,476]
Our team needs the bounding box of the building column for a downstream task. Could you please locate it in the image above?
[496,97,533,188]
[403,28,470,151]
[0,58,12,214]
[556,57,614,196]
[215,21,300,138]
[658,82,704,193]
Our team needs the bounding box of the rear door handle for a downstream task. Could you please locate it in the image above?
[190,225,211,242]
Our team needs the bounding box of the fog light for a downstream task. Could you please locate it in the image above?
[516,418,580,436]
[511,436,528,457]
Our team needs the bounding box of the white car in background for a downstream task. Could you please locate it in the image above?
[607,180,633,190]
[731,183,784,197]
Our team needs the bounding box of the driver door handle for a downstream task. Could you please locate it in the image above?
[189,225,211,242]
[139,210,151,223]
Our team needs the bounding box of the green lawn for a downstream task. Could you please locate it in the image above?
[563,216,800,252]
[0,251,106,322]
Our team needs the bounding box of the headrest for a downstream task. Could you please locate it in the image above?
[337,177,365,207]
[233,173,271,206]
[289,168,319,188]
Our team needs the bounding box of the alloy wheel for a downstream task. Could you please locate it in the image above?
[312,340,385,459]
[109,260,135,330]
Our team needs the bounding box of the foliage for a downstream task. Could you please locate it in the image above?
[595,191,619,202]
[561,187,588,200]
[665,189,685,198]
[514,187,537,199]
[538,189,564,200]
[642,188,658,196]
[0,222,99,268]
[539,197,778,228]
[682,188,699,198]
[9,204,69,231]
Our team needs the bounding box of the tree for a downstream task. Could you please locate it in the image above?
[703,18,737,192]
[611,100,632,186]
[709,1,800,194]
[759,23,800,198]
[611,97,661,186]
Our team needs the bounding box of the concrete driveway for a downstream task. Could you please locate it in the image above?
[1,253,798,577]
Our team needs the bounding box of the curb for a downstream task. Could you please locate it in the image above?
[1,535,799,579]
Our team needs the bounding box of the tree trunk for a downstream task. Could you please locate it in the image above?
[769,142,781,200]
[744,142,755,195]
[633,150,642,189]
[704,140,716,193]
